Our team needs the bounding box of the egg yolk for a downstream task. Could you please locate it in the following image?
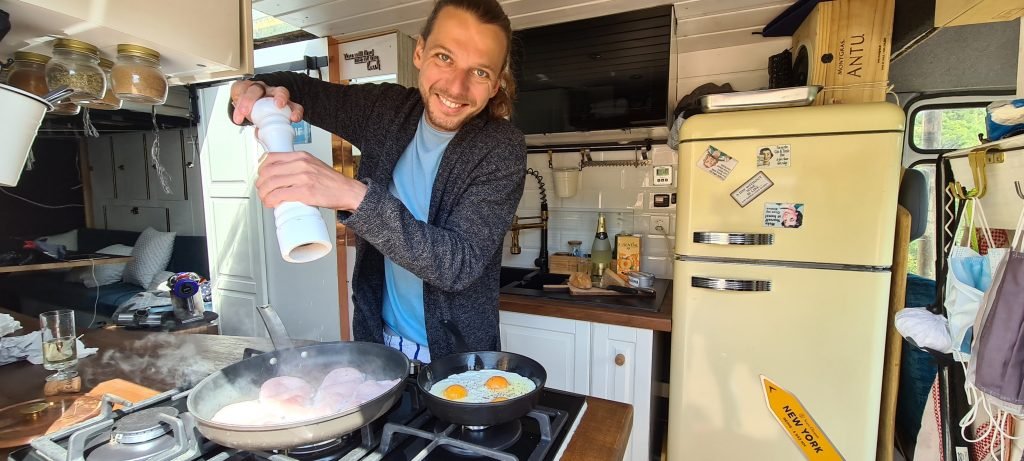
[491,396,508,402]
[443,384,468,400]
[485,376,510,390]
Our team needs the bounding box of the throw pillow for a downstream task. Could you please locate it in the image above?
[39,229,78,252]
[147,271,176,291]
[64,244,134,287]
[122,228,176,288]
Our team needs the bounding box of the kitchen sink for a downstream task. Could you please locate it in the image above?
[498,266,667,313]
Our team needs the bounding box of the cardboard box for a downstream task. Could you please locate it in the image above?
[935,0,1024,27]
[790,0,896,104]
[615,235,642,276]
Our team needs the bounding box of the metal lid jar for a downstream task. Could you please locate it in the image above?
[80,58,122,110]
[45,38,106,103]
[111,44,167,104]
[6,51,50,98]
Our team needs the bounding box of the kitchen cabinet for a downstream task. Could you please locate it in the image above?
[591,323,653,461]
[499,311,592,394]
[145,130,188,201]
[499,311,654,461]
[0,0,254,85]
[86,137,115,200]
[84,128,206,235]
[104,205,170,232]
[111,133,149,201]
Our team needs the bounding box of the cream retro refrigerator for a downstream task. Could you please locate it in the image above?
[667,103,905,460]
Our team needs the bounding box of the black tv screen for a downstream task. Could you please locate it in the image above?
[510,6,673,135]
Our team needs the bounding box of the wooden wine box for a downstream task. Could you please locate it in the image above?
[790,0,896,104]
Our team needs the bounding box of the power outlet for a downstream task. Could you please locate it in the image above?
[651,215,671,235]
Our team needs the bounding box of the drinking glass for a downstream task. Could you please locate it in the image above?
[39,309,78,381]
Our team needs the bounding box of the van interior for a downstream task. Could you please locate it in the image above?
[0,0,1023,460]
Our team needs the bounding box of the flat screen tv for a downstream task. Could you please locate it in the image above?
[510,6,673,135]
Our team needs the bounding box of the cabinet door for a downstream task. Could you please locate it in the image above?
[111,132,149,200]
[591,323,653,461]
[499,311,590,394]
[198,84,268,338]
[87,137,115,200]
[146,130,187,201]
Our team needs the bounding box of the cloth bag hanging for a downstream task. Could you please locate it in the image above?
[944,198,1006,362]
[968,202,1024,417]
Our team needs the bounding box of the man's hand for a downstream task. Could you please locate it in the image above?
[230,80,305,125]
[255,152,368,212]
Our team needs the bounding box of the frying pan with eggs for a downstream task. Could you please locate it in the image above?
[417,322,547,426]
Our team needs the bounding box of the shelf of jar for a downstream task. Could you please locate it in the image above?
[1,0,254,86]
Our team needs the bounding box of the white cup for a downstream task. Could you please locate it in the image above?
[553,168,580,198]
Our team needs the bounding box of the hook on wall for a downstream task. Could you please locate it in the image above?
[1015,181,1024,200]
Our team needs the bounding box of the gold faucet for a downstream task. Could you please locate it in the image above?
[509,168,550,272]
[509,212,547,255]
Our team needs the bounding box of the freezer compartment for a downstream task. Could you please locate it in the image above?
[667,260,890,461]
[676,125,903,267]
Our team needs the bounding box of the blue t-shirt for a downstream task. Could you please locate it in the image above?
[381,114,455,346]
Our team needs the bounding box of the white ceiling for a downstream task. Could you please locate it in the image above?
[254,0,795,51]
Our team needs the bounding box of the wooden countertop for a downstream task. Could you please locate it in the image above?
[0,311,633,460]
[500,283,673,332]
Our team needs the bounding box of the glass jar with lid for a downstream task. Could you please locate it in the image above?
[80,58,122,110]
[6,51,50,98]
[111,44,167,104]
[45,38,106,103]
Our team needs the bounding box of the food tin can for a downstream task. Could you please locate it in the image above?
[626,271,654,288]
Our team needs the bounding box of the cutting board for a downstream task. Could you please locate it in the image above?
[544,284,628,296]
[44,379,159,435]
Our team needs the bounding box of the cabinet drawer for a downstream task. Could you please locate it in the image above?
[104,205,170,232]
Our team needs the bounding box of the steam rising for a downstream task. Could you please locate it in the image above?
[88,333,219,391]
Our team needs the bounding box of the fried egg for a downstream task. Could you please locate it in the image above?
[429,369,535,403]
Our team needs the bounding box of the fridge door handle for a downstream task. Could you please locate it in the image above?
[691,276,772,292]
[692,232,774,246]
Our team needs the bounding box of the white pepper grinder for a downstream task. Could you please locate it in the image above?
[250,97,332,263]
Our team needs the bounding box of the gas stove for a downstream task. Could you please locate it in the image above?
[9,379,587,461]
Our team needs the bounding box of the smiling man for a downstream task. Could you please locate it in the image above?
[229,0,526,362]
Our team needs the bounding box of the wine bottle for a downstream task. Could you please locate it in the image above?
[590,213,612,276]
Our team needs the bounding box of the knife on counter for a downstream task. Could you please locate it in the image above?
[606,285,656,296]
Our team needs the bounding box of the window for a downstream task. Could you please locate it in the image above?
[907,163,936,279]
[910,106,987,152]
[252,10,316,49]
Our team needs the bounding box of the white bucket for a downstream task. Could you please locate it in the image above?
[0,84,52,187]
[553,168,580,198]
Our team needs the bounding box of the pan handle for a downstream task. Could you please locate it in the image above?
[257,304,295,350]
[441,319,471,354]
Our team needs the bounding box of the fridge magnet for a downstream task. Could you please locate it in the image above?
[730,171,774,207]
[763,203,804,228]
[760,375,844,460]
[697,145,738,180]
[756,144,791,168]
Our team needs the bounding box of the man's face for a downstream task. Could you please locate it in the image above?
[413,6,506,132]
[702,155,718,168]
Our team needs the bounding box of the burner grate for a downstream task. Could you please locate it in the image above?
[380,406,567,461]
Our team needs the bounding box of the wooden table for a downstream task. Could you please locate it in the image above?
[0,256,132,274]
[0,318,633,460]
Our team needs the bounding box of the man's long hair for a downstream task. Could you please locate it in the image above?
[420,0,516,120]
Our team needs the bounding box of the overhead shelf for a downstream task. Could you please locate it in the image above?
[0,0,254,85]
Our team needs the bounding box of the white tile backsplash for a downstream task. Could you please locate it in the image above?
[503,145,679,279]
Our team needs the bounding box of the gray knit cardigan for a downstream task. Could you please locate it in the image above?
[252,72,527,359]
